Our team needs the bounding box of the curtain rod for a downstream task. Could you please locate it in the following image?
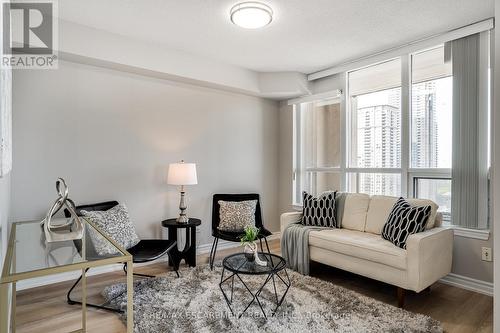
[308,18,494,81]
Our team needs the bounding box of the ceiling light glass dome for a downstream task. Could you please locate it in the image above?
[230,2,273,29]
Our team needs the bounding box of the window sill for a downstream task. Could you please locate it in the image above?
[446,226,490,240]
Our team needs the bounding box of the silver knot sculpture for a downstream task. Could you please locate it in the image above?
[41,178,84,243]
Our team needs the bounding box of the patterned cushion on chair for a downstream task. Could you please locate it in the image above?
[381,197,431,249]
[217,200,258,232]
[81,203,140,255]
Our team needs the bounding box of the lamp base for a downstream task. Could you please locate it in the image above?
[176,215,189,223]
[177,188,189,223]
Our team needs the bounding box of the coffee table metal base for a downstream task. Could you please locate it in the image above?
[219,267,290,318]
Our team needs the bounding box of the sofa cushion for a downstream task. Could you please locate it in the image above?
[341,193,370,231]
[365,196,398,234]
[334,192,348,227]
[365,196,439,234]
[309,229,407,270]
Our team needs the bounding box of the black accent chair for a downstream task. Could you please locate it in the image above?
[65,201,178,312]
[209,194,272,270]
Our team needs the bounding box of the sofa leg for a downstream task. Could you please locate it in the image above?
[397,287,406,308]
[424,286,431,293]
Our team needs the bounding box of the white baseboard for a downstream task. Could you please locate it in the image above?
[17,232,281,291]
[439,273,493,296]
[196,239,239,255]
[17,264,122,291]
[16,258,166,291]
[196,231,281,255]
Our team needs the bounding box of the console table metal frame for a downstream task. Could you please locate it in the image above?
[0,219,134,333]
[219,253,290,318]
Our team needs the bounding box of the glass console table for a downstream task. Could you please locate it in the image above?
[0,219,134,333]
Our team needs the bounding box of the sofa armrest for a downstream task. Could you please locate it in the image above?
[280,212,302,234]
[406,227,453,292]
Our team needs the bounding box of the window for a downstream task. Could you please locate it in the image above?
[409,46,453,223]
[413,177,452,223]
[347,58,402,196]
[293,42,490,229]
[294,99,341,202]
[411,46,452,169]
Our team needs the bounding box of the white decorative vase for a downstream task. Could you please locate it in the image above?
[254,247,267,266]
[243,241,267,266]
[244,243,256,262]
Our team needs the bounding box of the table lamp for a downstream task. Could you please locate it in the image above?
[167,160,198,223]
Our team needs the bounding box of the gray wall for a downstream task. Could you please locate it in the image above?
[493,1,500,325]
[278,101,294,215]
[279,73,494,283]
[452,236,493,282]
[11,61,280,247]
[0,174,10,270]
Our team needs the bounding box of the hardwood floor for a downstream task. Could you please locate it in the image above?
[15,239,492,333]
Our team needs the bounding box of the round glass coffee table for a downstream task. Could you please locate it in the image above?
[219,252,290,318]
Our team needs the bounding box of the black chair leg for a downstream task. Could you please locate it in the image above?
[264,237,271,254]
[123,261,178,278]
[123,262,155,278]
[209,237,216,268]
[209,237,219,270]
[167,252,180,278]
[67,267,123,313]
[67,268,89,305]
[259,238,264,252]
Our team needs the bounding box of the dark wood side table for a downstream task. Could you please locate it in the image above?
[161,218,201,270]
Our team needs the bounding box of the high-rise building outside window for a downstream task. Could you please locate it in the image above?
[347,58,402,196]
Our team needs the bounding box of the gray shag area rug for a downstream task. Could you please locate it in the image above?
[102,264,442,333]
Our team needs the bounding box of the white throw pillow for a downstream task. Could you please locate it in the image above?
[81,203,140,255]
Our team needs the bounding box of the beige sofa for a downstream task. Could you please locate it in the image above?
[280,193,453,306]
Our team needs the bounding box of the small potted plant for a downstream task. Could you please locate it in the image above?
[240,226,267,266]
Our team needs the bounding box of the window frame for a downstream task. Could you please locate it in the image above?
[294,50,453,203]
[345,56,406,197]
[293,40,490,231]
[293,101,343,204]
[344,50,453,199]
[411,175,452,225]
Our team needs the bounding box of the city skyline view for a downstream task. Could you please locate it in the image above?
[351,75,452,216]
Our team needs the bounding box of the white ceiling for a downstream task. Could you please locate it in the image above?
[57,0,494,74]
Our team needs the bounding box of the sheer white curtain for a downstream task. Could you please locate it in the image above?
[450,33,489,229]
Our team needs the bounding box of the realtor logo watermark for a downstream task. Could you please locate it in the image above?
[2,0,58,69]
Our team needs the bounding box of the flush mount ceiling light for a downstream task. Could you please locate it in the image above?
[230,2,273,29]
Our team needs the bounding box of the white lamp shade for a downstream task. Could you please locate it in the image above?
[167,162,198,185]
